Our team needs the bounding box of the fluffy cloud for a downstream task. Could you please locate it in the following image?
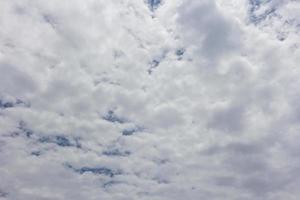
[0,0,300,199]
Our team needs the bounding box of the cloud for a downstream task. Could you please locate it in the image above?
[178,0,241,62]
[0,0,300,199]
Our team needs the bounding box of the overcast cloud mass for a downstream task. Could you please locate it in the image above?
[0,0,300,199]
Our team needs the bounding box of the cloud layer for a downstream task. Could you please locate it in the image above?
[0,0,300,199]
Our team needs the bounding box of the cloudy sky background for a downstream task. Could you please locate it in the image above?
[0,0,300,199]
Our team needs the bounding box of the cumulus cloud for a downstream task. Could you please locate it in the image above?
[178,0,241,62]
[0,0,300,199]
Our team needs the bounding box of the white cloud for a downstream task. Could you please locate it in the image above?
[0,0,300,199]
[178,0,241,62]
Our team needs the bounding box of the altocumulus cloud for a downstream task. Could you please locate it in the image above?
[0,0,300,199]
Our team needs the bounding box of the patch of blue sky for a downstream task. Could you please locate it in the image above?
[65,163,120,177]
[38,135,73,147]
[0,98,30,109]
[122,126,144,136]
[17,121,33,138]
[31,151,41,156]
[103,110,126,124]
[248,0,276,24]
[103,148,131,157]
[148,0,161,11]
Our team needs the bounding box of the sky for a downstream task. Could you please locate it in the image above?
[0,0,300,199]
